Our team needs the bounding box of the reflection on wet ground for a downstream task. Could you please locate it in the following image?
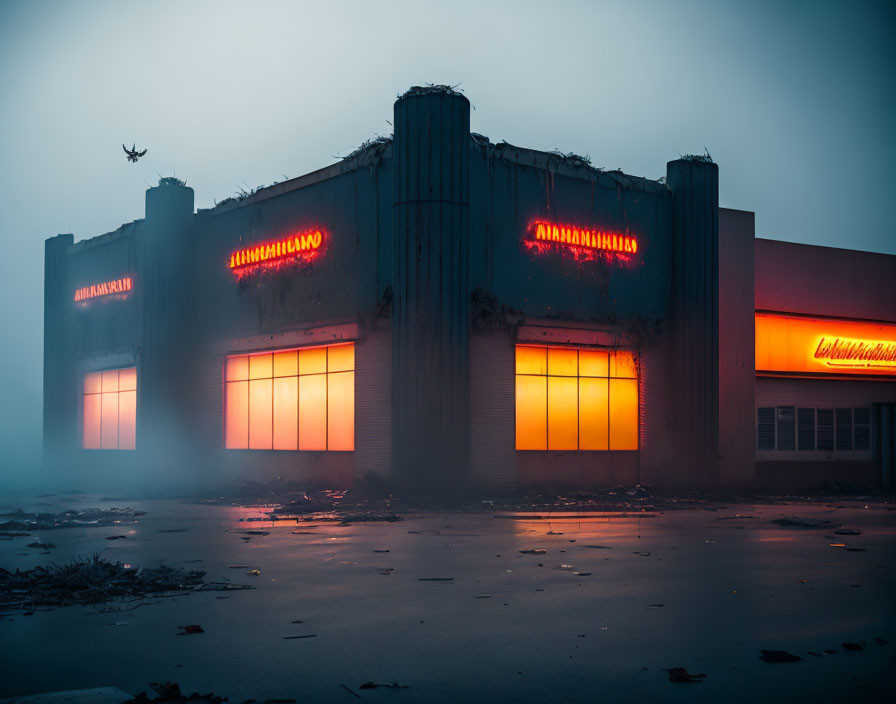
[1,497,894,702]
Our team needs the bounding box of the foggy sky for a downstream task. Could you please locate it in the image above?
[0,0,893,489]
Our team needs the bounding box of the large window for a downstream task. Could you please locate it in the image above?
[225,343,354,451]
[83,368,137,450]
[515,345,638,451]
[757,406,870,452]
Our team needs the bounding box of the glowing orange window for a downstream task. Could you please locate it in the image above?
[224,343,355,451]
[515,345,638,451]
[82,367,137,450]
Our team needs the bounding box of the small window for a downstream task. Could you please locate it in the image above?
[776,406,796,451]
[757,407,775,450]
[83,368,137,450]
[835,408,853,451]
[797,408,815,451]
[515,345,638,451]
[225,343,354,451]
[853,407,870,451]
[817,409,834,451]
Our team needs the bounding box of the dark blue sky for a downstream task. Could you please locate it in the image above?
[0,0,893,480]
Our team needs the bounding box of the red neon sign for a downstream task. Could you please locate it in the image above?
[814,336,896,370]
[74,277,132,302]
[528,221,638,257]
[229,229,324,275]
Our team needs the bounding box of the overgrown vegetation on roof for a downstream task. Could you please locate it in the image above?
[399,84,464,99]
[158,176,186,187]
[548,149,594,169]
[341,134,393,162]
[680,149,713,163]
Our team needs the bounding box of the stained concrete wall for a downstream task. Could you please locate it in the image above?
[755,239,896,320]
[718,208,756,486]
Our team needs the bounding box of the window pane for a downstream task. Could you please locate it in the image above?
[226,355,249,382]
[248,379,273,449]
[328,344,355,373]
[119,367,137,392]
[100,392,119,449]
[272,377,298,450]
[83,393,101,449]
[776,406,795,451]
[579,350,608,377]
[579,377,609,450]
[817,409,834,451]
[547,376,578,450]
[84,371,102,395]
[515,375,546,450]
[516,346,546,375]
[797,408,815,451]
[547,348,577,377]
[299,374,327,450]
[835,408,852,450]
[327,371,354,450]
[101,369,119,393]
[854,407,870,451]
[299,347,327,375]
[118,390,137,450]
[609,378,638,450]
[248,353,273,380]
[272,350,298,378]
[225,381,249,449]
[609,351,637,378]
[757,407,775,450]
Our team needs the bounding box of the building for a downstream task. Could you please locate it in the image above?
[43,86,896,492]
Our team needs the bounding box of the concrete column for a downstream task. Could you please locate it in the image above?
[392,88,471,490]
[136,182,195,456]
[667,159,720,485]
[43,233,75,461]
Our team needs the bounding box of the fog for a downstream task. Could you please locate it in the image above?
[0,0,893,493]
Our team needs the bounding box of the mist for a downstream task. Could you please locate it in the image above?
[0,0,893,494]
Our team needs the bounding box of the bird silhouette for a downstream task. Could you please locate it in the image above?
[123,143,147,163]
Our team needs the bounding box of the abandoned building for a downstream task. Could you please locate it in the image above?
[43,86,896,491]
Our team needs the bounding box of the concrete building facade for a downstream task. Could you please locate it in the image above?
[43,87,896,491]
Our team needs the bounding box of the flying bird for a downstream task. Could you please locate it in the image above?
[123,143,147,163]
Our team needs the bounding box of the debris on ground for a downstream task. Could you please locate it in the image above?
[247,569,261,576]
[519,549,546,554]
[359,681,409,690]
[583,545,612,550]
[0,555,252,612]
[123,681,225,703]
[177,624,204,635]
[418,577,454,581]
[158,529,190,533]
[227,530,270,536]
[0,507,146,532]
[833,529,861,536]
[759,649,803,662]
[106,535,128,540]
[665,667,706,682]
[282,634,317,639]
[771,518,840,530]
[646,603,664,609]
[373,549,390,553]
[27,541,55,549]
[841,642,864,651]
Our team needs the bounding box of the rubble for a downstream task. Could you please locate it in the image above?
[759,649,802,663]
[0,555,253,613]
[665,667,706,682]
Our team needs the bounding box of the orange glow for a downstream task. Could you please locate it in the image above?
[547,376,578,450]
[515,375,547,450]
[224,343,355,451]
[609,378,638,450]
[327,371,355,450]
[756,313,896,376]
[298,375,327,450]
[74,277,132,302]
[229,228,324,276]
[578,377,609,450]
[524,220,638,263]
[82,368,136,450]
[515,345,638,451]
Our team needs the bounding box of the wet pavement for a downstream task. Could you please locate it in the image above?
[1,496,894,702]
